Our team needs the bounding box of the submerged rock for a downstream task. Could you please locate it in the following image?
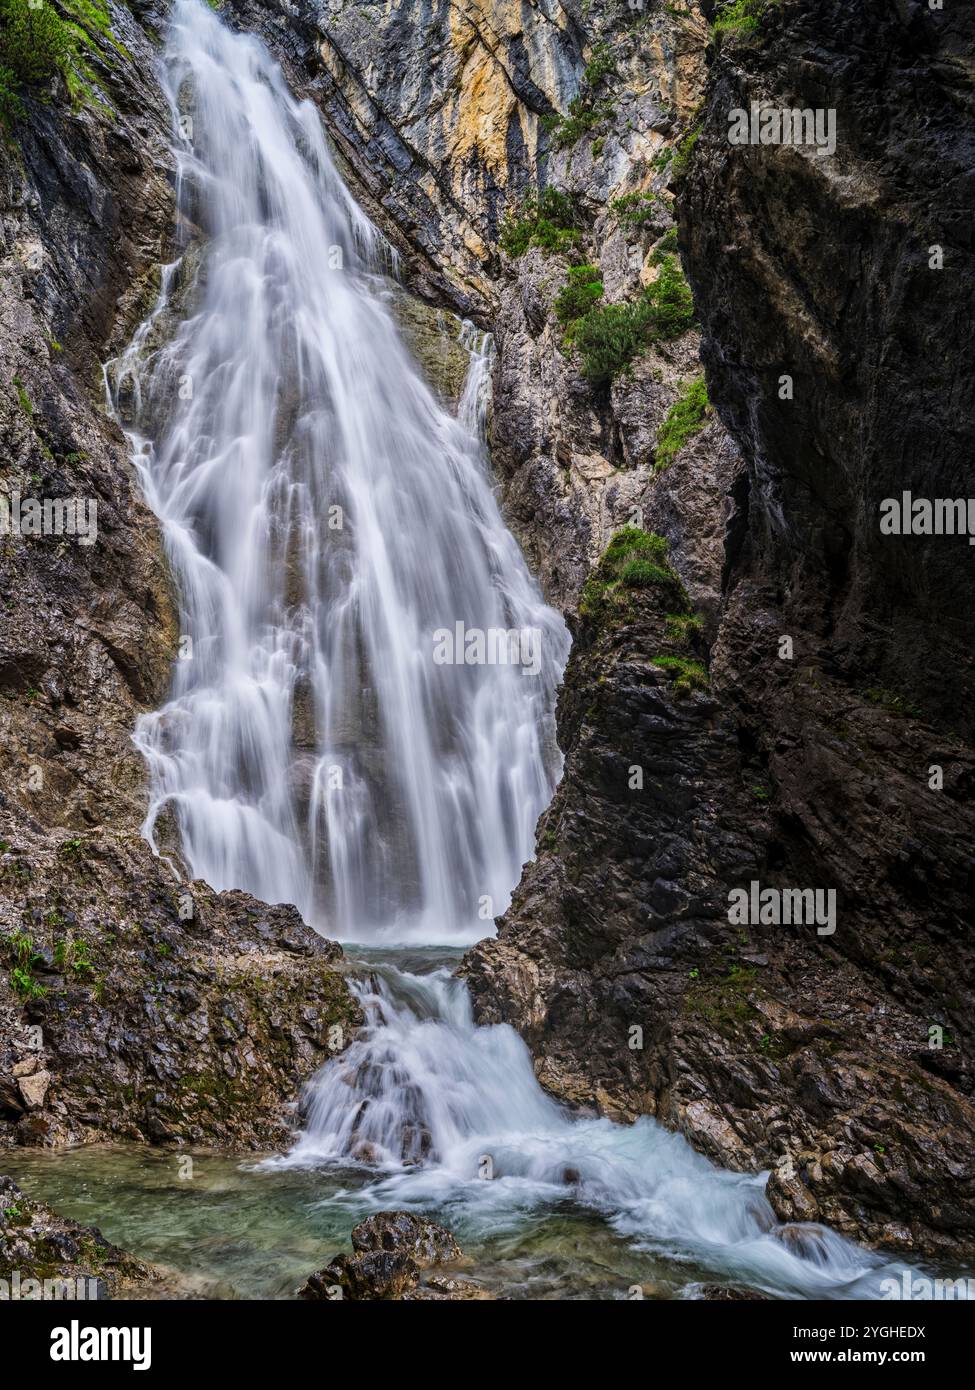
[0,1174,159,1299]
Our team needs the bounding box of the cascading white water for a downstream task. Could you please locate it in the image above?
[109,0,568,944]
[108,0,947,1300]
[285,961,930,1299]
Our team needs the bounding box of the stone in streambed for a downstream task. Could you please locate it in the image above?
[299,1211,490,1301]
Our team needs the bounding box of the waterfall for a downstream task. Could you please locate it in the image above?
[285,962,923,1300]
[107,0,940,1300]
[109,0,568,944]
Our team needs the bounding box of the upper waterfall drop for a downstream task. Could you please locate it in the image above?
[110,0,569,944]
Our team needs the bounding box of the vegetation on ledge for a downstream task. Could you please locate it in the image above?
[610,190,661,230]
[652,655,709,695]
[541,39,617,150]
[580,527,680,619]
[655,374,711,471]
[711,0,776,40]
[0,0,122,125]
[554,265,604,337]
[500,187,581,258]
[568,254,696,388]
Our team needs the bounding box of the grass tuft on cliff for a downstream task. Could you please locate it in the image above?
[651,655,709,695]
[655,374,711,471]
[580,527,679,618]
[0,0,120,126]
[711,0,775,38]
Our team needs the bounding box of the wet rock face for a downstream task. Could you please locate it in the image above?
[300,1210,490,1300]
[0,830,363,1150]
[0,2,178,844]
[0,1173,159,1298]
[468,0,975,1260]
[678,0,975,736]
[465,532,975,1258]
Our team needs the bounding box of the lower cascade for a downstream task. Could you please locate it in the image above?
[282,956,919,1300]
[95,0,933,1300]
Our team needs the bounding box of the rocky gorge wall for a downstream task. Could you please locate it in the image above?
[219,0,975,1260]
[465,0,975,1261]
[0,0,972,1273]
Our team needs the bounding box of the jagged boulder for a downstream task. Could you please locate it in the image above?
[299,1212,491,1301]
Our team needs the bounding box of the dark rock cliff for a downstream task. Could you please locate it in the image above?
[464,0,975,1260]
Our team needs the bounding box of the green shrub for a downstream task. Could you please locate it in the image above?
[610,191,660,229]
[0,0,71,120]
[670,126,701,181]
[0,0,120,124]
[572,254,694,386]
[643,254,695,337]
[573,300,646,388]
[582,40,616,89]
[544,40,617,150]
[653,226,679,258]
[500,187,581,258]
[712,0,771,37]
[554,265,604,333]
[655,374,710,471]
[550,95,613,150]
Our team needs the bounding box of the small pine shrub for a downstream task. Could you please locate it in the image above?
[554,265,604,333]
[582,40,616,89]
[572,255,694,387]
[0,0,71,121]
[643,254,695,338]
[573,301,646,388]
[670,126,701,181]
[0,0,121,125]
[653,226,679,258]
[500,187,581,259]
[610,191,659,229]
[544,40,617,150]
[655,374,710,471]
[551,96,612,150]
